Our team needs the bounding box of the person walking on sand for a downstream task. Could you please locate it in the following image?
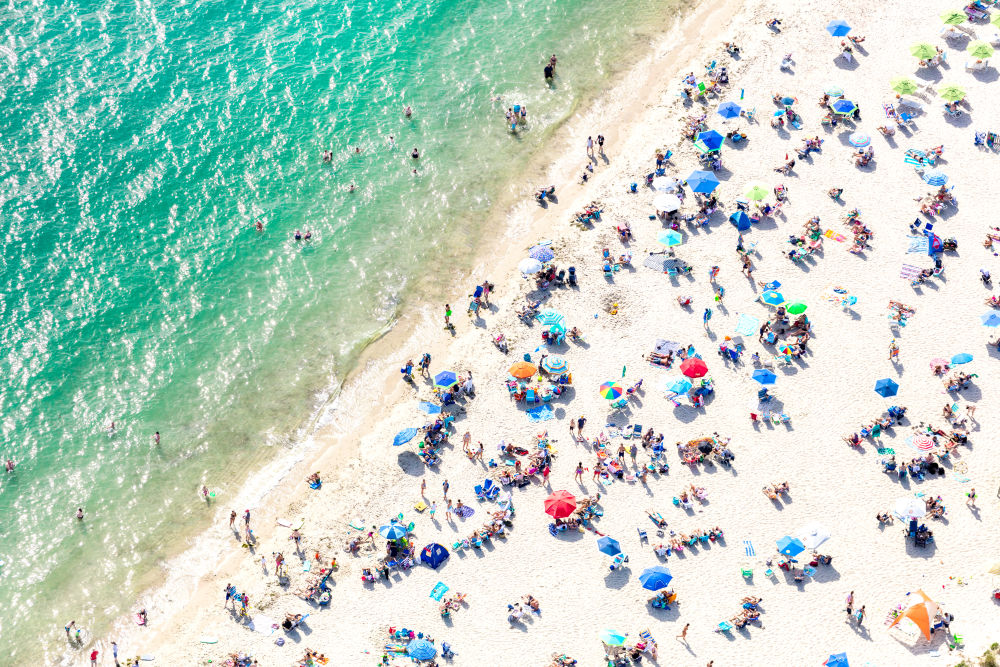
[576,415,586,437]
[421,478,427,497]
[243,509,251,529]
[442,479,449,499]
[112,640,119,666]
[845,591,854,617]
[967,488,977,507]
[230,510,237,529]
[445,499,454,522]
[586,136,594,158]
[597,134,605,156]
[575,462,584,483]
[855,605,866,626]
[429,501,437,520]
[90,649,98,665]
[677,623,689,641]
[444,304,452,328]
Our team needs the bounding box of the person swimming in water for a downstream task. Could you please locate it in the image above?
[404,105,413,117]
[411,148,420,159]
[294,230,302,241]
[321,150,332,162]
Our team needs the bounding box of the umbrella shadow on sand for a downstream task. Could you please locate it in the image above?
[396,451,425,476]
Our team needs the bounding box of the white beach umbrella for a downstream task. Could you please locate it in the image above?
[796,522,831,550]
[653,193,681,212]
[518,257,543,274]
[652,176,679,192]
[893,497,926,521]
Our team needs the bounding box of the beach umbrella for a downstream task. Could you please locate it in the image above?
[922,168,948,186]
[518,257,543,274]
[994,12,1000,28]
[785,302,807,315]
[393,427,418,447]
[406,639,437,660]
[907,434,936,452]
[508,361,537,379]
[535,309,565,326]
[951,352,973,365]
[910,43,937,60]
[824,653,849,667]
[729,211,751,231]
[667,378,692,394]
[599,381,624,399]
[717,101,742,119]
[686,170,720,193]
[941,10,967,25]
[653,193,681,212]
[888,590,939,641]
[433,370,458,388]
[752,369,777,385]
[544,490,577,518]
[695,130,725,151]
[981,313,1000,327]
[874,378,899,397]
[528,245,555,262]
[776,536,805,557]
[597,536,622,556]
[848,132,870,148]
[831,99,856,115]
[745,184,769,201]
[890,77,919,95]
[988,562,1000,575]
[652,176,680,192]
[550,321,567,335]
[639,566,673,591]
[968,40,995,59]
[761,290,785,306]
[598,629,627,646]
[826,19,851,37]
[893,497,926,520]
[825,84,845,97]
[419,543,450,569]
[680,358,708,378]
[780,96,796,107]
[540,355,568,374]
[657,230,683,247]
[380,522,408,540]
[796,522,831,550]
[939,84,966,102]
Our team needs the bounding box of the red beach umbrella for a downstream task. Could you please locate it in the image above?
[680,358,708,378]
[544,490,577,518]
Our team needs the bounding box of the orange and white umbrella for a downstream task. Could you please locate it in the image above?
[888,589,939,640]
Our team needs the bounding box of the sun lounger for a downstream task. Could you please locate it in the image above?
[741,564,753,578]
[715,621,734,633]
[637,527,648,543]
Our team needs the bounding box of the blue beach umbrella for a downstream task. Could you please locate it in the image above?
[752,369,777,385]
[982,313,1000,327]
[923,169,948,186]
[686,170,720,193]
[540,355,568,374]
[639,566,673,591]
[433,370,458,388]
[761,290,785,306]
[658,230,683,247]
[874,378,899,397]
[407,639,437,660]
[597,536,622,556]
[393,428,418,446]
[824,653,849,667]
[528,245,555,262]
[780,96,796,107]
[535,309,565,326]
[380,522,408,540]
[826,20,852,37]
[762,280,781,290]
[776,535,805,557]
[667,378,693,394]
[729,211,751,231]
[717,101,742,119]
[599,629,627,646]
[695,130,725,151]
[951,352,973,365]
[831,99,857,115]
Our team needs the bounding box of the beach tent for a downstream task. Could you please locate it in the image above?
[407,638,437,660]
[420,543,450,569]
[874,378,899,397]
[730,211,751,231]
[887,589,940,640]
[776,536,805,557]
[824,654,849,667]
[544,490,577,518]
[639,566,673,591]
[597,536,622,556]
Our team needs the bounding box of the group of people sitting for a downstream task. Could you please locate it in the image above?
[762,481,790,499]
[842,209,874,254]
[650,527,725,558]
[726,596,763,629]
[881,453,950,481]
[676,435,735,467]
[438,592,467,617]
[456,506,515,549]
[917,185,955,217]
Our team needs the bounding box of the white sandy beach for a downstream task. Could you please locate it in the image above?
[96,0,1000,665]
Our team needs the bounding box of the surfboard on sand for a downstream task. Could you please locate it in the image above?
[200,637,218,644]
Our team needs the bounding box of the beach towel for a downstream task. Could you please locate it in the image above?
[455,506,475,519]
[899,264,923,280]
[906,236,930,254]
[733,313,760,337]
[526,404,555,422]
[877,448,895,456]
[393,428,418,446]
[249,616,277,635]
[743,539,755,557]
[418,401,442,415]
[823,229,847,242]
[654,339,684,354]
[429,582,449,601]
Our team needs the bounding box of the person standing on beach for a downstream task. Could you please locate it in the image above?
[429,501,437,520]
[421,478,427,496]
[230,510,237,529]
[845,591,854,617]
[586,136,594,158]
[855,605,866,626]
[445,499,454,522]
[112,640,119,666]
[442,479,449,499]
[90,649,98,665]
[966,488,977,507]
[575,462,584,483]
[597,134,605,156]
[419,353,431,376]
[703,307,713,328]
[576,415,586,437]
[629,443,638,465]
[243,509,251,530]
[444,304,452,328]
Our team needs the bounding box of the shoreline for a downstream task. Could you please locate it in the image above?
[98,0,734,658]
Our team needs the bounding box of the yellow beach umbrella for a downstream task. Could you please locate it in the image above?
[968,40,995,60]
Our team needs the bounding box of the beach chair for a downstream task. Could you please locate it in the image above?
[631,424,642,439]
[715,621,734,633]
[636,527,648,543]
[610,397,628,409]
[741,564,753,578]
[975,131,987,147]
[482,479,499,500]
[526,389,537,404]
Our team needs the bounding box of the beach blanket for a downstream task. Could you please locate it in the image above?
[906,235,930,254]
[429,582,449,601]
[654,339,684,354]
[643,255,687,272]
[393,428,418,446]
[899,264,923,280]
[526,404,555,422]
[743,539,755,557]
[418,401,442,415]
[249,616,276,635]
[733,313,760,337]
[455,505,475,519]
[823,229,847,242]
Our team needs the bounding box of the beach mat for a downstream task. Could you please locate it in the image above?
[526,404,555,422]
[429,581,449,600]
[734,314,760,337]
[418,401,442,415]
[654,339,684,354]
[906,235,930,254]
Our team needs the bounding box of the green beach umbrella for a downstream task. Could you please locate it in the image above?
[890,77,918,95]
[968,41,995,59]
[993,12,1000,28]
[910,43,937,60]
[939,84,966,102]
[745,183,769,201]
[941,10,966,25]
[785,302,807,315]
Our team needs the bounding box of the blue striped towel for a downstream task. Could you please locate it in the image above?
[743,539,755,557]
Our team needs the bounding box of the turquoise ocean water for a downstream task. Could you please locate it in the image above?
[0,0,681,661]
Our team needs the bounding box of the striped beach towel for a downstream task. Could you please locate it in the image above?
[743,539,755,557]
[899,264,923,280]
[906,236,930,254]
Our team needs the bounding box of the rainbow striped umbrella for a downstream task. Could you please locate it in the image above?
[599,382,624,400]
